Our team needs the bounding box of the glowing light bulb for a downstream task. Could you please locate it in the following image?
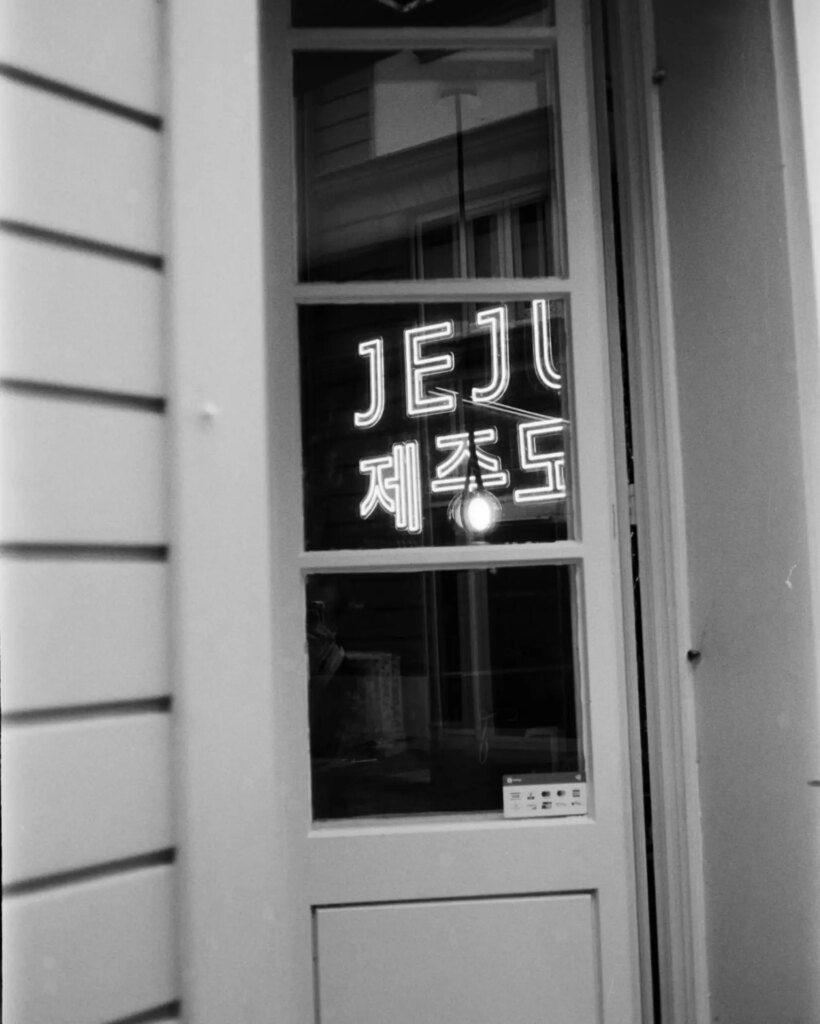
[463,491,495,534]
[449,487,501,539]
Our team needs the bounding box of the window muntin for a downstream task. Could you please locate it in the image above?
[307,565,581,820]
[300,300,574,550]
[291,0,554,30]
[295,48,565,282]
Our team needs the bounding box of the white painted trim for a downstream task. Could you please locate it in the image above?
[604,1,710,1021]
[165,2,281,1022]
[790,0,820,315]
[259,2,317,1020]
[587,7,655,1019]
[300,541,584,572]
[294,279,574,301]
[771,0,820,793]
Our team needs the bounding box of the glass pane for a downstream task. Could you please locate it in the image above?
[295,49,565,281]
[292,0,554,29]
[307,566,582,820]
[300,300,574,549]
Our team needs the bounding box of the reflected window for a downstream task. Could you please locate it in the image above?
[307,566,581,819]
[295,49,566,281]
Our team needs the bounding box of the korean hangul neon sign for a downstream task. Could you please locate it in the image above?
[354,300,567,535]
[359,441,423,534]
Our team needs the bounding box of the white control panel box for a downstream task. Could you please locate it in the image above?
[502,772,587,818]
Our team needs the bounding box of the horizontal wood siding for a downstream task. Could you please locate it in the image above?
[305,69,373,176]
[0,0,162,114]
[2,866,177,1024]
[0,392,166,545]
[1,6,176,1024]
[3,715,173,884]
[0,233,164,395]
[0,78,161,252]
[0,560,169,713]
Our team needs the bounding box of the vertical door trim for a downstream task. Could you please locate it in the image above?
[603,1,710,1022]
[588,5,655,1020]
[166,2,283,1022]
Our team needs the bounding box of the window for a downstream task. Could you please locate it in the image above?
[291,0,600,821]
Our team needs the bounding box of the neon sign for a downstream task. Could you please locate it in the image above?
[471,306,510,404]
[514,420,565,504]
[404,321,457,417]
[430,428,510,494]
[360,441,423,535]
[353,338,385,429]
[353,300,567,536]
[532,298,562,390]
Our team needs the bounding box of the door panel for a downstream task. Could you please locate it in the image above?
[316,895,599,1024]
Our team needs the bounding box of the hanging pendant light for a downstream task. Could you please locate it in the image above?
[448,485,501,538]
[448,425,501,540]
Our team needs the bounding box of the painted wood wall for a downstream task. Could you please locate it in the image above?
[0,3,180,1022]
[653,1,820,1021]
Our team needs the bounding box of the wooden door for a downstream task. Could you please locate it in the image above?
[264,2,642,1020]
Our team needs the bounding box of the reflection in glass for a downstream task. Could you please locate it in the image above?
[307,566,581,820]
[300,301,574,550]
[295,49,565,281]
[292,0,554,29]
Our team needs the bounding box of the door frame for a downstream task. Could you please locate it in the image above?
[597,2,710,1021]
[165,1,709,1023]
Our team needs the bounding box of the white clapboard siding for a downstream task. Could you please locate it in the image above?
[0,392,167,545]
[2,866,177,1024]
[0,0,162,115]
[0,234,164,396]
[0,560,169,713]
[3,714,173,884]
[0,79,161,253]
